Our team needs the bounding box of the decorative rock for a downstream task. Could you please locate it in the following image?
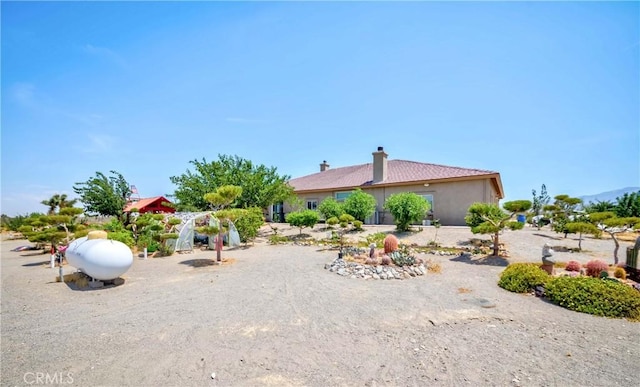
[372,274,380,280]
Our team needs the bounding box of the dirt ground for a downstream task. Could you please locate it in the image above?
[1,225,639,386]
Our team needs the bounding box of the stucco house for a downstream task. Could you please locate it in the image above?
[283,147,504,226]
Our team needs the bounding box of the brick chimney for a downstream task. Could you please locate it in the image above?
[372,146,388,183]
[320,160,330,172]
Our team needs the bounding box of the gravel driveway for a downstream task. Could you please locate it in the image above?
[1,226,638,386]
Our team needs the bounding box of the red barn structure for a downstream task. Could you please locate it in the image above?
[123,196,176,214]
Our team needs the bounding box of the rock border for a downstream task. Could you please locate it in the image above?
[325,258,426,280]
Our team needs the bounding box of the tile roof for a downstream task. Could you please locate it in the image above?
[123,196,174,212]
[289,160,499,192]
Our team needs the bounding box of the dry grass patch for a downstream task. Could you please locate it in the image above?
[457,287,472,294]
[427,260,442,274]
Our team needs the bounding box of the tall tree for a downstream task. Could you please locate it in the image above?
[170,155,293,211]
[203,185,243,261]
[545,194,583,237]
[73,171,131,216]
[41,193,78,215]
[531,184,550,216]
[615,191,640,218]
[465,200,530,257]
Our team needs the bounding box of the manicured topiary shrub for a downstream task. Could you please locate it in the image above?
[545,276,640,320]
[498,263,551,293]
[565,260,582,272]
[614,267,627,280]
[384,234,399,253]
[585,259,609,278]
[353,220,363,231]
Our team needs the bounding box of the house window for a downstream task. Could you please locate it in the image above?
[306,199,318,211]
[335,191,352,202]
[421,194,434,215]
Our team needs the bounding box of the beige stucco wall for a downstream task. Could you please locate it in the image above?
[287,178,500,226]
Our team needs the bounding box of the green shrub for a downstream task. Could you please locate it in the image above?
[343,189,376,222]
[268,234,290,245]
[318,197,344,220]
[326,217,339,227]
[365,232,386,248]
[498,263,551,293]
[353,220,363,231]
[384,192,430,231]
[339,214,355,224]
[227,207,264,243]
[545,276,640,320]
[108,231,135,247]
[285,210,320,234]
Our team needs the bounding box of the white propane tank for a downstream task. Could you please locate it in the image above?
[66,233,133,281]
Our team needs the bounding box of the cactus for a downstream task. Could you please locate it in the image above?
[585,259,609,278]
[613,267,627,280]
[565,260,582,272]
[383,234,399,253]
[389,250,416,266]
[380,255,392,265]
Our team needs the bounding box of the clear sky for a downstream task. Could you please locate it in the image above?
[2,1,638,216]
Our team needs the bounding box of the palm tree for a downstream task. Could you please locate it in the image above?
[58,194,77,209]
[41,194,77,215]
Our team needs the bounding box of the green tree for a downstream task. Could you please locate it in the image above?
[589,211,640,264]
[465,201,528,257]
[503,200,533,214]
[545,195,583,237]
[41,194,78,215]
[203,185,243,261]
[170,155,293,211]
[564,222,600,251]
[585,200,617,213]
[285,210,320,235]
[531,184,550,216]
[614,191,640,218]
[216,207,264,244]
[343,189,376,222]
[318,197,344,220]
[73,171,131,217]
[384,192,430,232]
[19,207,86,251]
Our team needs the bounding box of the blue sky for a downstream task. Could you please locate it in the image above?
[1,1,638,216]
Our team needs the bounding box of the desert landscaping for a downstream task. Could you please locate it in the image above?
[1,224,639,386]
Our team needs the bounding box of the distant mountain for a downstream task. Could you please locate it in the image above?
[580,187,640,204]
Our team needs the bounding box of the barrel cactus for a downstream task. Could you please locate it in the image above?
[383,234,399,253]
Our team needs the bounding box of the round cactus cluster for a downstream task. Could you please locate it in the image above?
[380,255,392,266]
[613,267,627,280]
[585,259,609,278]
[383,234,399,254]
[565,260,582,272]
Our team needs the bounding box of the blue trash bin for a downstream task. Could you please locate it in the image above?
[517,214,526,223]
